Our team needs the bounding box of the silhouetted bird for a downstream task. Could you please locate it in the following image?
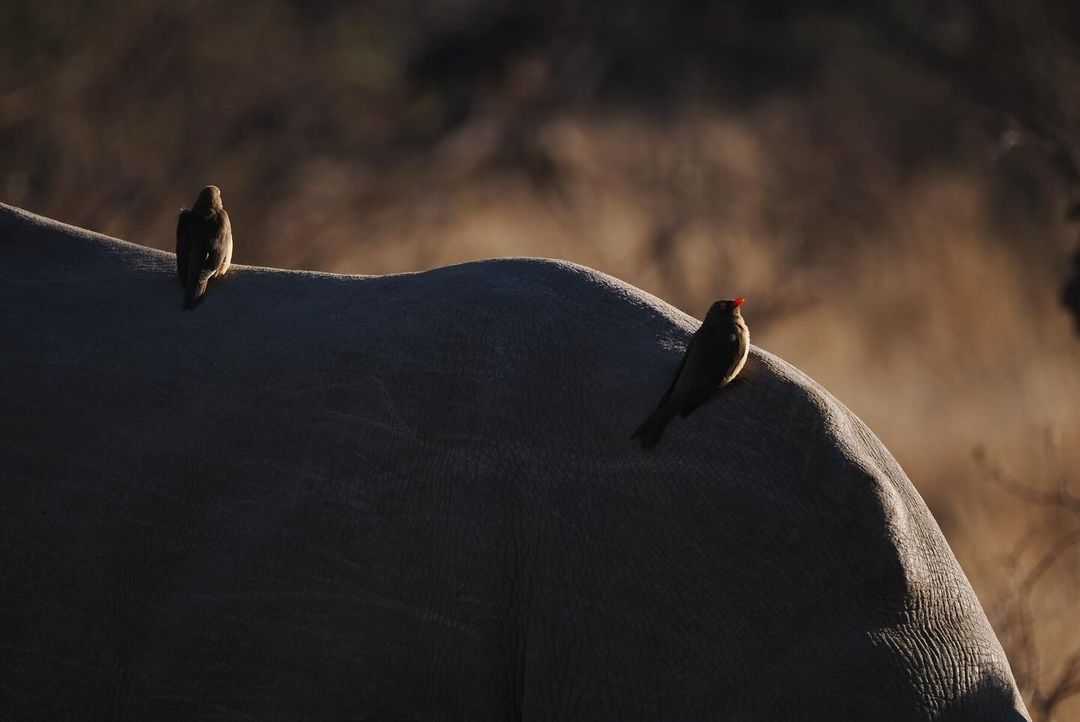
[632,297,750,449]
[176,185,232,309]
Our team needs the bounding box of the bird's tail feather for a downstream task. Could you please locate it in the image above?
[183,271,212,310]
[630,405,674,449]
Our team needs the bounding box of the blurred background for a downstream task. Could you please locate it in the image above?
[3,1,1079,716]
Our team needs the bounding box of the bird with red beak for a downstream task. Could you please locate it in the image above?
[632,297,749,448]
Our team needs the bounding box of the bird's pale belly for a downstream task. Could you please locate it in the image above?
[722,336,749,386]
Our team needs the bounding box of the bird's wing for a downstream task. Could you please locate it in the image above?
[664,327,711,402]
[675,322,743,416]
[200,210,230,274]
[707,322,748,381]
[658,335,694,402]
[175,209,191,281]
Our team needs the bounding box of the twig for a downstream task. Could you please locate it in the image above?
[973,439,1080,721]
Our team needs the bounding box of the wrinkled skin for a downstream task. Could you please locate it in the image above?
[0,204,1029,721]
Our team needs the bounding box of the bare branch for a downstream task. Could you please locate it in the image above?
[973,437,1080,721]
[1019,529,1080,598]
[1032,648,1080,720]
[973,445,1080,515]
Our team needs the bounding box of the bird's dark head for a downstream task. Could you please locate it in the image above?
[706,297,745,321]
[193,185,223,209]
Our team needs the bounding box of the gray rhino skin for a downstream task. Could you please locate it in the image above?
[0,204,1028,722]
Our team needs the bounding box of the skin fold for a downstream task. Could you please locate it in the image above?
[0,204,1029,721]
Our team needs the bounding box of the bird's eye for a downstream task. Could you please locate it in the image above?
[719,303,726,310]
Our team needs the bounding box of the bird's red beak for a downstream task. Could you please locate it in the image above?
[733,297,745,307]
